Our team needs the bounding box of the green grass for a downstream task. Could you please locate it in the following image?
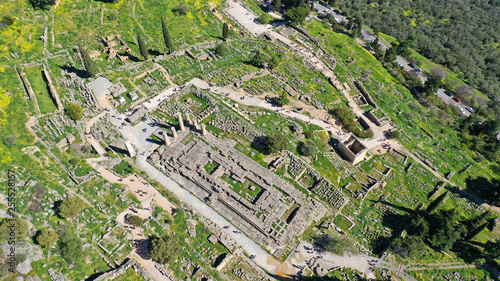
[334,214,353,230]
[204,161,219,174]
[220,174,262,200]
[24,67,57,114]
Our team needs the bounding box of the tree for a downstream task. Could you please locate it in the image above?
[430,66,447,80]
[150,235,181,264]
[60,231,85,264]
[408,214,430,239]
[66,103,83,121]
[114,160,133,175]
[429,209,466,251]
[128,215,143,227]
[250,50,269,68]
[58,197,85,219]
[36,229,59,248]
[304,131,313,139]
[268,53,281,69]
[314,233,358,255]
[393,235,426,258]
[264,132,288,154]
[259,14,271,24]
[401,236,426,257]
[276,91,289,106]
[285,5,309,24]
[161,18,173,54]
[389,130,400,139]
[271,0,281,10]
[79,46,100,77]
[299,139,316,156]
[222,22,229,40]
[422,74,442,94]
[137,34,148,60]
[426,192,447,213]
[214,43,228,56]
[384,47,397,63]
[455,84,474,100]
[29,0,56,10]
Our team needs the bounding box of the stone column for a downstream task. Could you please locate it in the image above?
[171,126,178,138]
[185,112,192,126]
[193,119,200,130]
[164,134,171,146]
[178,114,185,131]
[201,123,207,136]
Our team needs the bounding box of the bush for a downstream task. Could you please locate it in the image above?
[0,219,29,240]
[60,231,85,264]
[114,161,133,176]
[35,229,59,248]
[58,197,85,219]
[259,14,271,24]
[174,3,189,15]
[299,139,316,156]
[389,130,400,139]
[303,131,313,139]
[214,44,228,56]
[128,215,143,227]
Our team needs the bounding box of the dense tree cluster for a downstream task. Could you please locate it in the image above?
[406,209,466,252]
[399,207,492,256]
[328,0,499,100]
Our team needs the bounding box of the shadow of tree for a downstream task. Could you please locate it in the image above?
[148,49,162,56]
[59,65,89,78]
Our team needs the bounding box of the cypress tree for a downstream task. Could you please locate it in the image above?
[426,191,447,213]
[161,17,173,54]
[222,22,229,40]
[79,46,99,77]
[137,34,148,60]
